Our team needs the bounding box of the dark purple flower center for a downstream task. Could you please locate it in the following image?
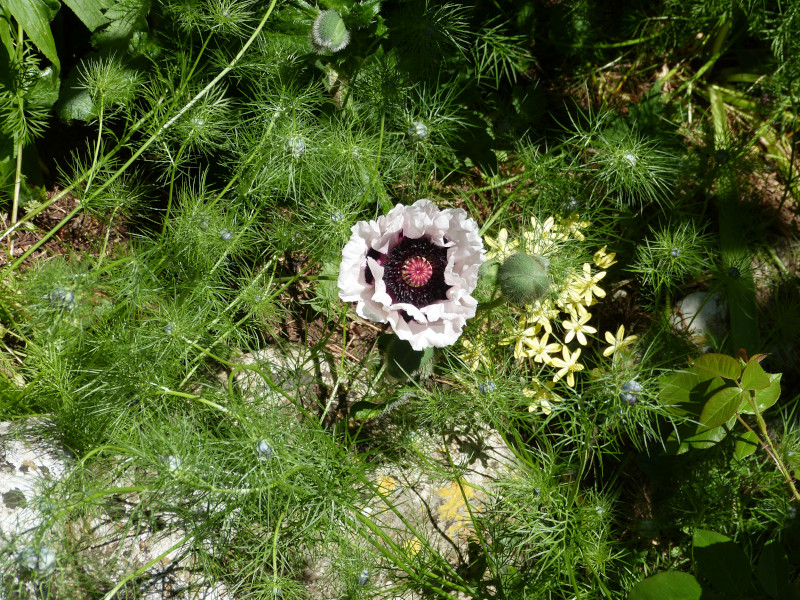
[366,234,450,308]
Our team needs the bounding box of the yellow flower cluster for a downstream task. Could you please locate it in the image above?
[467,216,639,414]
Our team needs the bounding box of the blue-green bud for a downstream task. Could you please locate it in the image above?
[497,253,549,305]
[312,10,350,53]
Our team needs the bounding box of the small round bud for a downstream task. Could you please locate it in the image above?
[256,440,274,459]
[477,381,496,394]
[357,569,370,585]
[284,136,305,159]
[163,323,174,335]
[670,247,681,258]
[623,152,637,166]
[312,10,350,53]
[220,229,233,241]
[163,455,182,472]
[49,288,75,310]
[407,121,428,142]
[563,196,579,213]
[497,253,549,305]
[17,546,57,575]
[620,380,642,404]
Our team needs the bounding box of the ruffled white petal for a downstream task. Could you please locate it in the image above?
[338,199,485,349]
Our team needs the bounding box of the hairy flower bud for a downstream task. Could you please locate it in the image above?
[497,253,549,305]
[312,10,350,53]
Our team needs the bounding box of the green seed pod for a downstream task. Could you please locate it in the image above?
[312,10,350,53]
[497,253,549,305]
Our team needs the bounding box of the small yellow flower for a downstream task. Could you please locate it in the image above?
[500,316,541,360]
[459,338,493,371]
[574,263,606,306]
[550,346,584,387]
[524,379,561,414]
[603,325,638,357]
[484,228,519,261]
[557,214,591,241]
[562,312,597,345]
[523,332,562,364]
[526,299,558,335]
[593,245,617,269]
[523,216,561,254]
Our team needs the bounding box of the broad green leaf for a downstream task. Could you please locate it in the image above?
[733,431,759,461]
[739,373,781,415]
[757,540,790,598]
[658,371,699,406]
[25,65,60,108]
[665,429,690,455]
[693,529,752,595]
[690,353,741,380]
[698,386,744,430]
[91,0,149,50]
[658,370,727,419]
[62,0,111,31]
[687,423,728,450]
[628,572,702,600]
[666,421,729,454]
[56,82,95,121]
[3,0,61,69]
[741,359,770,391]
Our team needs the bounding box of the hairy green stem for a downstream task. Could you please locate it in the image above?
[736,413,800,502]
[8,21,24,258]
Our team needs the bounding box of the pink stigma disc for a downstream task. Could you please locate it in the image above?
[401,256,433,287]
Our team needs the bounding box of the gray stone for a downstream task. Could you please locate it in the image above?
[672,291,728,349]
[0,420,68,542]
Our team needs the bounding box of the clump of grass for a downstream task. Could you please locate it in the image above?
[1,1,799,598]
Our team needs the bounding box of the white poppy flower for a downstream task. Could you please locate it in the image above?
[338,199,485,350]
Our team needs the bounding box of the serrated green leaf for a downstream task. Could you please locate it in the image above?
[733,431,759,461]
[690,353,742,380]
[741,359,770,391]
[628,572,702,600]
[56,86,95,121]
[693,529,752,595]
[698,386,744,430]
[3,0,61,69]
[91,0,149,50]
[25,65,60,108]
[62,0,111,31]
[739,373,781,415]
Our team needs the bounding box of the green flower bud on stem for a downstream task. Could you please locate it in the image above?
[312,10,351,53]
[497,253,549,305]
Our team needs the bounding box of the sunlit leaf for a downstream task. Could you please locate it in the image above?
[739,373,781,415]
[628,572,702,600]
[690,353,741,380]
[733,431,759,461]
[62,0,112,32]
[693,530,752,595]
[698,386,744,430]
[3,0,61,69]
[740,359,770,391]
